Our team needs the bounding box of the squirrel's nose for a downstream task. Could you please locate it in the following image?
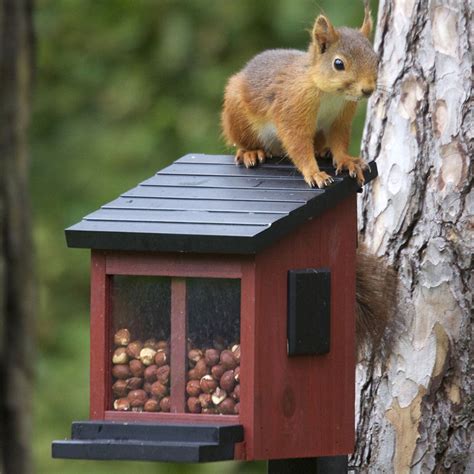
[362,88,374,97]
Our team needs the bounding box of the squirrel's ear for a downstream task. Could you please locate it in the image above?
[312,15,338,54]
[360,1,373,38]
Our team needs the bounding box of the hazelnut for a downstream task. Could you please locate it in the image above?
[186,379,201,397]
[187,397,202,414]
[144,338,160,350]
[143,382,153,394]
[213,336,226,351]
[129,359,145,377]
[202,408,218,414]
[234,366,240,382]
[211,387,227,406]
[194,359,208,378]
[159,396,171,412]
[154,350,168,367]
[220,370,236,392]
[139,347,157,366]
[114,328,131,347]
[211,364,225,380]
[188,349,203,363]
[217,397,236,415]
[151,381,168,399]
[198,393,212,409]
[113,398,130,411]
[204,348,220,367]
[188,368,199,380]
[231,344,241,364]
[126,377,143,390]
[200,375,218,394]
[234,402,240,415]
[112,364,131,380]
[220,350,237,370]
[144,365,158,383]
[112,347,129,365]
[112,379,128,398]
[127,389,147,407]
[156,365,170,385]
[144,398,160,412]
[126,340,143,359]
[231,383,240,402]
[156,340,169,351]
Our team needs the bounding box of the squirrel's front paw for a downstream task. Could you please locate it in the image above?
[334,155,368,185]
[235,149,267,168]
[303,170,334,188]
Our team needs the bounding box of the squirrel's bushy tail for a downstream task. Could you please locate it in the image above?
[355,245,399,364]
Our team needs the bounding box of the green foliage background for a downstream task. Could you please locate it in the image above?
[32,1,376,473]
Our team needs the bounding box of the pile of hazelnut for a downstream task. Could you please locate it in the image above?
[111,328,170,412]
[186,342,240,415]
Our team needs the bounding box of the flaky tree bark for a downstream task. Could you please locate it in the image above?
[0,1,35,473]
[354,0,472,472]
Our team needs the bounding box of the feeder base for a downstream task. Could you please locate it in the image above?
[52,421,243,463]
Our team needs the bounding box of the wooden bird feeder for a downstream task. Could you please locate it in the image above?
[52,154,377,464]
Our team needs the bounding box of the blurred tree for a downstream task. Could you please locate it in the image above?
[0,0,35,473]
[356,0,472,472]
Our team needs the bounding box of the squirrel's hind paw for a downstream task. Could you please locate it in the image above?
[303,170,334,188]
[235,149,267,168]
[334,155,368,185]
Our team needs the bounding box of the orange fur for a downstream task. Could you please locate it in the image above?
[221,10,378,188]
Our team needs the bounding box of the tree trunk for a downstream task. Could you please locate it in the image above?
[0,1,35,473]
[354,0,472,472]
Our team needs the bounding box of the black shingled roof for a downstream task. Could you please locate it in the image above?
[65,154,377,254]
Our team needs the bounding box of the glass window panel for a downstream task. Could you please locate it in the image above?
[110,276,171,413]
[185,278,241,415]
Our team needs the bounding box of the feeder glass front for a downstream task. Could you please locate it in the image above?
[110,275,241,415]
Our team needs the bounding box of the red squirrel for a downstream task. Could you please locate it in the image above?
[222,3,377,188]
[221,4,398,359]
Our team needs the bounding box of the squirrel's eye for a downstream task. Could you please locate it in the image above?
[334,58,345,71]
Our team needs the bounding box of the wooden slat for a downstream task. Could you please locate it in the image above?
[140,174,338,191]
[104,411,239,424]
[170,279,187,413]
[105,252,244,279]
[177,154,295,168]
[84,209,285,226]
[102,197,300,214]
[160,163,303,178]
[123,185,316,203]
[175,154,336,171]
[71,220,265,236]
[89,251,110,419]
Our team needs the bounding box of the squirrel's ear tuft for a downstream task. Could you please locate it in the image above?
[312,15,338,54]
[360,0,373,38]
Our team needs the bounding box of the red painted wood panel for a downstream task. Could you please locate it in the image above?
[104,410,239,424]
[238,260,257,461]
[106,252,243,278]
[170,278,186,413]
[90,251,111,419]
[248,195,357,460]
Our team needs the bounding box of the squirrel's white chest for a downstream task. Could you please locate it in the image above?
[316,94,347,132]
[255,94,347,154]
